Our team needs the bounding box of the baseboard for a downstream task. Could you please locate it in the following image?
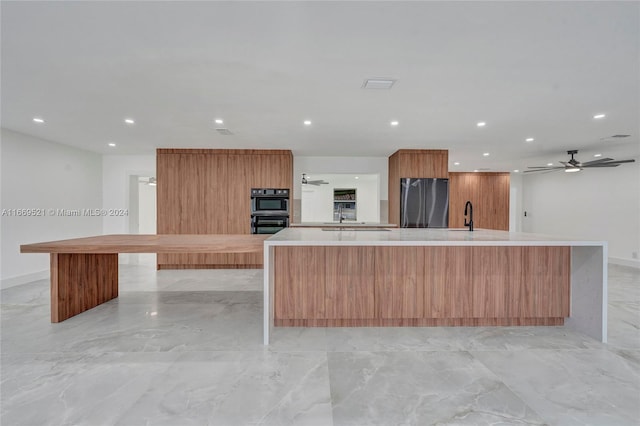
[1,270,49,290]
[609,257,640,269]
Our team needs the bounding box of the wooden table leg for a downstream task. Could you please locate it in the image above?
[50,253,118,322]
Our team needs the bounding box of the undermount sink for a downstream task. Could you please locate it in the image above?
[322,222,366,224]
[321,228,391,231]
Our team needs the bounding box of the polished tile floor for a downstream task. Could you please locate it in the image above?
[1,258,639,425]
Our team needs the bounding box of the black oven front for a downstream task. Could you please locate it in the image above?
[251,188,290,216]
[250,188,290,234]
[251,215,289,234]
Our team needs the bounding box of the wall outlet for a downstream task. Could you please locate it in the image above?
[632,252,638,259]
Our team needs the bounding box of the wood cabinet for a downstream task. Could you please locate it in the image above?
[449,172,510,230]
[157,149,292,269]
[274,246,375,320]
[388,149,449,226]
[273,245,570,326]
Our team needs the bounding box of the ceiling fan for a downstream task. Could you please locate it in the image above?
[301,173,329,186]
[524,150,636,174]
[139,177,157,186]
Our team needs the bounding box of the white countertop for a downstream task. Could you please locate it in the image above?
[290,222,397,228]
[265,227,606,247]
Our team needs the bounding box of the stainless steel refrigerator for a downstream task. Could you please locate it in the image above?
[400,178,449,228]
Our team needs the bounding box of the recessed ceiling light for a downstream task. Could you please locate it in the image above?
[594,153,602,158]
[525,138,534,142]
[303,120,312,126]
[474,169,479,172]
[108,143,116,147]
[513,170,519,173]
[362,78,396,89]
[354,176,359,179]
[477,122,486,127]
[453,162,460,166]
[214,118,224,125]
[390,120,399,126]
[483,152,490,157]
[124,118,135,124]
[593,114,606,119]
[32,117,45,123]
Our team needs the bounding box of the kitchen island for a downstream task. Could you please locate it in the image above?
[263,228,607,344]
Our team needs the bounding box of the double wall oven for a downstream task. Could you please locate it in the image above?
[250,188,290,234]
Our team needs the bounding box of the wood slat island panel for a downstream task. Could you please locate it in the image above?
[272,244,570,327]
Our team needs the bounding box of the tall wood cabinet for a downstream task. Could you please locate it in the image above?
[388,149,449,226]
[156,149,293,269]
[448,172,510,230]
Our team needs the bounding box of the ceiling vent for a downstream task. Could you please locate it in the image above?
[362,78,396,89]
[215,128,234,135]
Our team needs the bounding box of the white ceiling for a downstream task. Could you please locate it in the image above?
[2,1,639,172]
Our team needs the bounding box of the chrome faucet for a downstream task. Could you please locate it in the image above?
[338,204,345,223]
[464,201,474,231]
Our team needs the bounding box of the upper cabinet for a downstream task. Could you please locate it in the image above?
[388,149,449,226]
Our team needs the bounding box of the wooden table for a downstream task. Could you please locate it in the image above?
[21,234,268,322]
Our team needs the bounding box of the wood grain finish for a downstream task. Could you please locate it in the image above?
[375,247,423,318]
[274,246,375,320]
[273,245,571,327]
[388,149,449,227]
[449,172,510,230]
[325,247,375,319]
[21,234,269,253]
[50,253,118,322]
[274,246,326,319]
[156,149,293,268]
[275,318,565,327]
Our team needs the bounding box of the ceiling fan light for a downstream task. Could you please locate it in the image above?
[565,168,581,173]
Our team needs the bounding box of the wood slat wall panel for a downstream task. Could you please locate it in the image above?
[522,246,571,317]
[424,246,474,318]
[157,149,292,268]
[325,247,375,319]
[274,246,326,319]
[449,172,510,230]
[375,247,424,318]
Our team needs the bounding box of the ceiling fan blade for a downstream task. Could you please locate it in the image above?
[582,163,620,168]
[523,167,563,173]
[581,158,614,166]
[584,159,636,167]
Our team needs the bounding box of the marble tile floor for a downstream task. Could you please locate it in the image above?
[1,261,638,425]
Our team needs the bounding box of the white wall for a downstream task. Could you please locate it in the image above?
[522,160,640,267]
[0,129,103,287]
[301,174,379,223]
[293,156,388,199]
[138,180,157,234]
[102,155,155,234]
[509,173,524,232]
